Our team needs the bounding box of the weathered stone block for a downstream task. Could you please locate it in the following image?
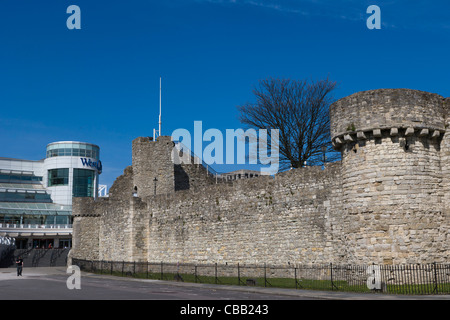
[405,127,415,136]
[357,131,367,140]
[373,129,382,137]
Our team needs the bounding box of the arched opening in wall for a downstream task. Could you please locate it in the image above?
[133,186,138,197]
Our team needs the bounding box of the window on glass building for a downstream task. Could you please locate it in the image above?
[48,168,69,186]
[72,169,95,197]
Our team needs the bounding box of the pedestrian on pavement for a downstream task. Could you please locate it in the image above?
[16,256,23,276]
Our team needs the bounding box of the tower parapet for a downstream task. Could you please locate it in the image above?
[132,136,175,198]
[330,89,446,149]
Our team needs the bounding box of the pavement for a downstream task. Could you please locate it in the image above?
[0,266,449,301]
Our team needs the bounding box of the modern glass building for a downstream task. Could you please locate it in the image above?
[44,142,102,205]
[0,141,102,249]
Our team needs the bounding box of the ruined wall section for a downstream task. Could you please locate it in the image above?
[174,159,225,192]
[71,165,150,262]
[70,197,101,262]
[133,136,225,194]
[173,145,230,192]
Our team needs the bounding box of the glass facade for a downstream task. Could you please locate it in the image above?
[0,140,101,250]
[46,142,100,160]
[48,168,69,186]
[0,191,52,203]
[73,169,95,197]
[0,201,72,225]
[0,172,42,184]
[0,202,72,216]
[0,214,72,225]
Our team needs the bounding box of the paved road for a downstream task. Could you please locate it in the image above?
[0,267,311,300]
[0,267,448,301]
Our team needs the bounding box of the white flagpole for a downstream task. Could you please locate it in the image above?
[159,77,162,137]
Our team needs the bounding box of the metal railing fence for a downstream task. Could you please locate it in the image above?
[71,259,450,295]
[0,223,72,229]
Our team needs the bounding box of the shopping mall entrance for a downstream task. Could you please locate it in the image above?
[33,238,54,249]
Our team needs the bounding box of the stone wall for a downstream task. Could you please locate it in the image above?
[71,199,100,262]
[71,162,343,265]
[143,163,343,265]
[70,88,450,266]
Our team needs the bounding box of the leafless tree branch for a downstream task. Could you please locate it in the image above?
[237,77,340,170]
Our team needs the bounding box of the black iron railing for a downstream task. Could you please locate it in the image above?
[71,259,450,295]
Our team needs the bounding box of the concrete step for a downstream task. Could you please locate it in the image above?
[1,249,69,268]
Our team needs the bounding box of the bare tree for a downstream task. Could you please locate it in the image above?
[237,77,340,170]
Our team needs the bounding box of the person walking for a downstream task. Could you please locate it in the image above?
[16,256,23,276]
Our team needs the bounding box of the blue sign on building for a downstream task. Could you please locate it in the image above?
[80,158,102,174]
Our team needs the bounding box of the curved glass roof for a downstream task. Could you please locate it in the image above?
[0,202,72,216]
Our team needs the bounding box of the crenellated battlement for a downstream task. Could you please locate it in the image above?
[330,88,448,149]
[332,126,445,149]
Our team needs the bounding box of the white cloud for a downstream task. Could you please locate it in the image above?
[194,0,450,32]
[195,0,366,21]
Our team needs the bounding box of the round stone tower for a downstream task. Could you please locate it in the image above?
[330,89,449,264]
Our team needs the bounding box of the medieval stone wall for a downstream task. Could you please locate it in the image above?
[143,163,343,265]
[71,163,343,265]
[70,89,450,266]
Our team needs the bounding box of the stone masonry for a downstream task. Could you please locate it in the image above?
[69,89,450,266]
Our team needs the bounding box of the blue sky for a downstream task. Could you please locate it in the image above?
[1,0,450,188]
